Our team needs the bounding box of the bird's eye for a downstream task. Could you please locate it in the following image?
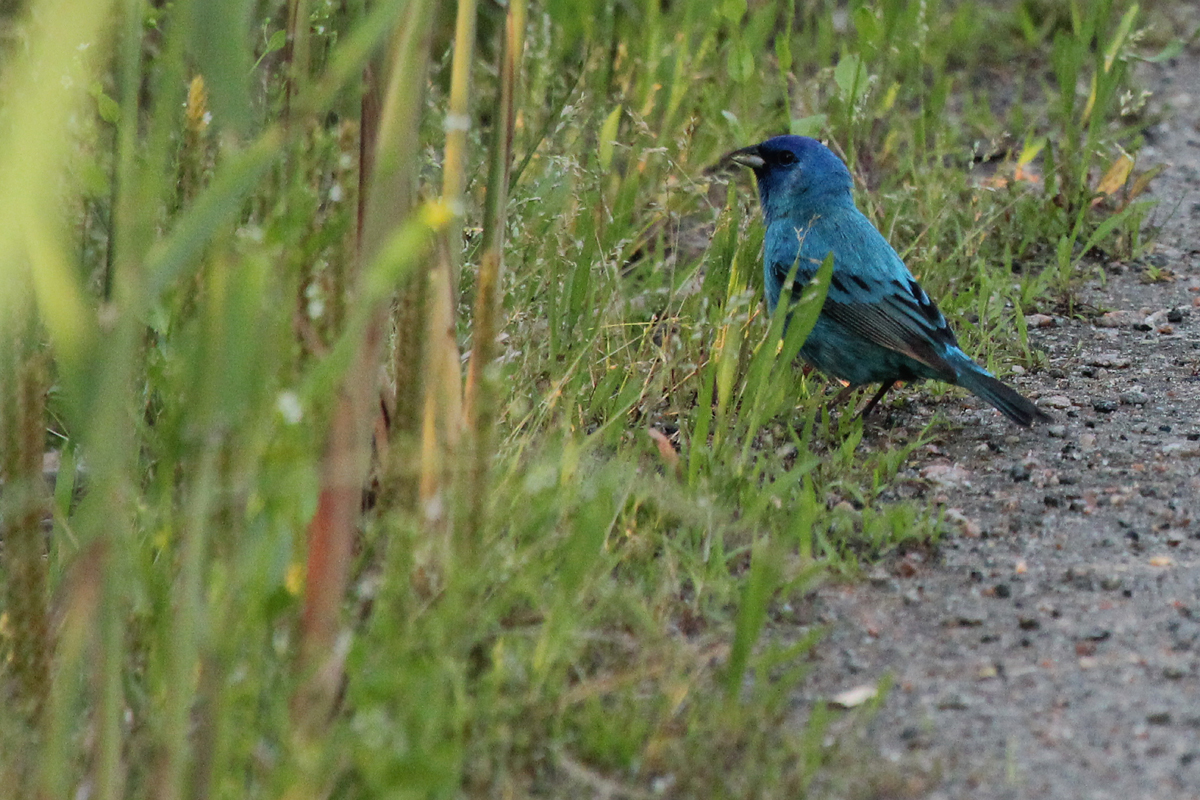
[777,151,798,165]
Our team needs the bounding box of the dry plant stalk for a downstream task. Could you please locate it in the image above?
[417,0,478,537]
[381,4,438,515]
[178,75,211,206]
[296,0,436,730]
[463,0,527,540]
[39,539,107,800]
[1,320,50,722]
[285,0,312,117]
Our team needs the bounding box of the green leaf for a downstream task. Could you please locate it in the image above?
[88,81,120,124]
[783,251,835,353]
[774,30,792,75]
[597,105,622,171]
[736,252,832,462]
[723,536,781,697]
[1139,38,1182,64]
[726,38,755,83]
[265,28,287,55]
[1103,3,1138,73]
[1014,3,1036,45]
[96,96,120,126]
[790,114,827,137]
[775,0,795,75]
[253,29,290,70]
[1051,30,1079,112]
[833,53,866,100]
[853,6,880,51]
[79,159,110,197]
[144,130,283,301]
[189,0,253,133]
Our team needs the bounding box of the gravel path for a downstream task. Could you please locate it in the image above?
[795,47,1200,800]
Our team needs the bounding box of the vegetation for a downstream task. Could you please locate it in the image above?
[0,0,1175,796]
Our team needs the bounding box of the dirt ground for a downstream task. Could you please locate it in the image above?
[793,47,1200,800]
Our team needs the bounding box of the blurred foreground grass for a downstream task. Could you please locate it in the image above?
[0,0,1177,796]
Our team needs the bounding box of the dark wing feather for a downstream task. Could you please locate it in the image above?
[821,279,960,377]
[772,211,962,377]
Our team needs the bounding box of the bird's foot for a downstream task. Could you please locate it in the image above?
[828,383,857,406]
[857,381,900,419]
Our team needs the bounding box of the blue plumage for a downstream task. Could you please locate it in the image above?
[724,135,1049,427]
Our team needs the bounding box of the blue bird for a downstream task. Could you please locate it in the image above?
[724,135,1050,427]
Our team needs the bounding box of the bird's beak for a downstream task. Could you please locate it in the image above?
[706,144,765,176]
[725,145,765,170]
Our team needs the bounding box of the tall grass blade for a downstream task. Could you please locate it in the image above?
[187,0,253,135]
[723,536,781,698]
[38,541,106,799]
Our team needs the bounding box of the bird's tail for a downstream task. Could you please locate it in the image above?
[951,358,1051,428]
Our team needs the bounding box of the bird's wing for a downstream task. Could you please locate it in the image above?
[771,211,961,376]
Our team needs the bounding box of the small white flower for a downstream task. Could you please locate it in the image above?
[276,391,303,424]
[237,225,265,242]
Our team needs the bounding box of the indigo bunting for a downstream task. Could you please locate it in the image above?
[724,135,1050,427]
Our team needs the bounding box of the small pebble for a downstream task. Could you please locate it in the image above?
[1093,399,1119,413]
[1086,352,1131,368]
[1120,389,1149,405]
[1145,309,1171,328]
[1163,441,1200,458]
[1048,425,1067,438]
[1095,311,1142,329]
[954,609,986,627]
[936,693,971,710]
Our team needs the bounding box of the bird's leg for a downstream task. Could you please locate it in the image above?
[857,381,898,419]
[828,382,857,407]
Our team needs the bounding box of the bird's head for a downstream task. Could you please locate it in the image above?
[720,135,854,220]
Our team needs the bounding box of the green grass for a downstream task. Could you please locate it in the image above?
[0,0,1170,797]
